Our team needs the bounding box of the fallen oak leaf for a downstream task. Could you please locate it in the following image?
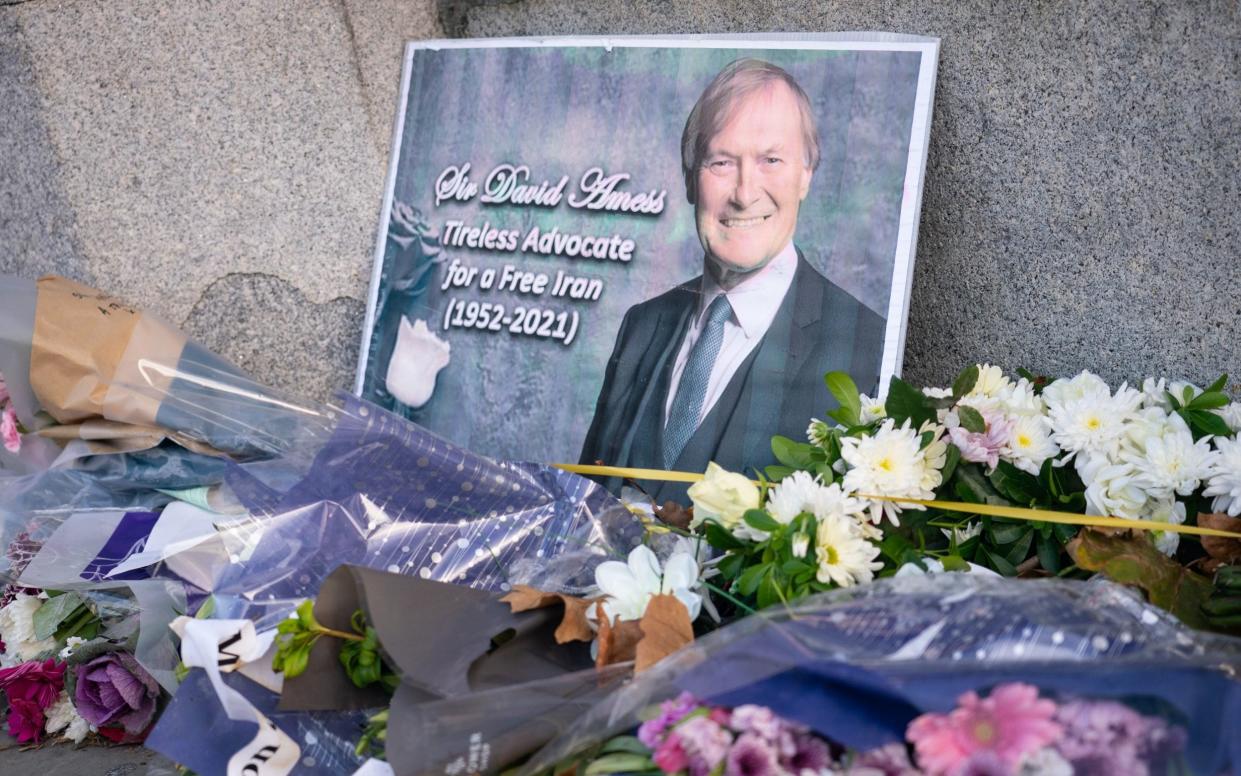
[634,594,693,673]
[500,584,598,644]
[1068,529,1214,631]
[1199,513,1241,573]
[654,501,693,531]
[595,601,642,668]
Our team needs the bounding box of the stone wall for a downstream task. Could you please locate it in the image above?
[3,0,1239,403]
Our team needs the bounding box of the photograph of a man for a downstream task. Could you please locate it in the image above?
[580,58,886,501]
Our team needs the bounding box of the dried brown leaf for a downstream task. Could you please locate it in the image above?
[499,585,599,644]
[595,601,642,668]
[635,594,694,673]
[655,501,694,531]
[1199,513,1241,573]
[499,584,560,612]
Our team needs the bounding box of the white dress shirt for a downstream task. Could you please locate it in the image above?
[664,242,798,428]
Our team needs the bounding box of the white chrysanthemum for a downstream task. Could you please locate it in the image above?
[968,363,1012,399]
[594,545,702,623]
[1141,377,1202,411]
[996,378,1047,417]
[941,520,983,544]
[767,471,867,526]
[1146,496,1187,556]
[922,386,953,399]
[806,418,832,447]
[1078,456,1146,520]
[0,594,57,666]
[1048,383,1143,461]
[841,420,945,526]
[57,635,87,661]
[1204,436,1241,517]
[44,691,91,744]
[1002,414,1060,475]
[1042,370,1111,411]
[1121,411,1215,497]
[859,395,887,424]
[814,513,882,588]
[1214,402,1241,434]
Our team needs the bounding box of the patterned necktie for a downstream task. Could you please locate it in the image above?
[663,294,733,469]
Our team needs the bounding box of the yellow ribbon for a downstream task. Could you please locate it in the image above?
[554,463,1241,541]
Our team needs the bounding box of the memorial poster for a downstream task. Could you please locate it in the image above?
[357,34,939,495]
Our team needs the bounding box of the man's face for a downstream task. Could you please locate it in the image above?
[694,82,813,279]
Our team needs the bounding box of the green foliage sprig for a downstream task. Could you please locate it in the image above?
[273,601,397,690]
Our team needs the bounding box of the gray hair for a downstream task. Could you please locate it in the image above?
[680,58,821,203]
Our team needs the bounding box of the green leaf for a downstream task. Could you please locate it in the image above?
[763,465,795,482]
[1003,529,1035,566]
[1180,408,1232,438]
[955,464,1012,506]
[885,377,937,429]
[743,509,781,533]
[824,371,862,427]
[32,592,87,641]
[584,753,657,776]
[1036,534,1062,574]
[988,521,1027,546]
[951,365,979,400]
[1070,531,1215,631]
[940,443,961,483]
[1053,522,1080,543]
[737,563,769,596]
[988,460,1047,506]
[703,521,744,551]
[599,736,651,756]
[957,405,986,434]
[984,547,1018,577]
[1188,391,1230,410]
[716,552,746,581]
[940,554,970,572]
[771,435,818,470]
[756,575,782,609]
[1205,374,1229,394]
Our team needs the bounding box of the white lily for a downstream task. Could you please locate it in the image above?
[594,545,702,623]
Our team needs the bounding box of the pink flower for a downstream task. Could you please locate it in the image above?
[948,410,1013,472]
[6,698,45,742]
[907,683,1062,776]
[653,731,690,773]
[0,658,65,709]
[1,404,19,454]
[677,717,733,776]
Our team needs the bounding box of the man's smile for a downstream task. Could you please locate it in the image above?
[719,214,773,229]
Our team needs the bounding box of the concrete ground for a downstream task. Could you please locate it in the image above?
[0,732,177,776]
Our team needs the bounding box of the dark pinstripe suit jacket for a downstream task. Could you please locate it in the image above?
[579,251,886,504]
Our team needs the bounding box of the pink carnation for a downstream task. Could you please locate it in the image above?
[907,683,1062,775]
[1,404,19,454]
[948,410,1012,472]
[653,731,690,773]
[0,659,65,743]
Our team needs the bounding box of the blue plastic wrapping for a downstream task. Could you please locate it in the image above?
[517,574,1241,776]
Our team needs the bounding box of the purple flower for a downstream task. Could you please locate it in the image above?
[783,731,831,773]
[726,732,779,776]
[730,704,783,741]
[852,743,918,775]
[73,651,160,739]
[1052,699,1186,776]
[639,692,701,748]
[678,716,734,776]
[954,750,1012,776]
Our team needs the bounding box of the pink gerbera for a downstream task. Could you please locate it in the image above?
[907,683,1062,775]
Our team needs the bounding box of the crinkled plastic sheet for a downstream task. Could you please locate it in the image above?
[517,574,1241,776]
